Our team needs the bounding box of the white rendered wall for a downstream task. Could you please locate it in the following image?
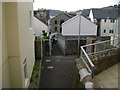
[100,19,118,36]
[34,17,48,37]
[62,15,97,36]
[89,10,94,22]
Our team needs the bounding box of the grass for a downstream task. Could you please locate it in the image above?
[30,61,40,82]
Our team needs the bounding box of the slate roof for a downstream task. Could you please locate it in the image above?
[92,8,120,19]
[46,10,63,20]
[34,16,48,26]
[82,9,90,17]
[50,12,72,20]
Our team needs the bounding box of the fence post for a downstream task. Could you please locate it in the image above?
[41,38,43,59]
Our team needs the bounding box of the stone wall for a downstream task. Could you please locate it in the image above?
[65,40,86,55]
[35,40,41,60]
[89,49,119,75]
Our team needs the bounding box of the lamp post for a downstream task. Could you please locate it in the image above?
[77,12,82,58]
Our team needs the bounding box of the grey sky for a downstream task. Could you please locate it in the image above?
[33,0,119,11]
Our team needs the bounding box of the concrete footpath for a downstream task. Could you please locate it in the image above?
[39,55,77,88]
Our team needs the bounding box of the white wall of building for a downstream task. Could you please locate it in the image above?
[100,19,118,36]
[57,36,65,54]
[2,2,35,88]
[89,10,94,22]
[62,15,97,36]
[34,17,48,37]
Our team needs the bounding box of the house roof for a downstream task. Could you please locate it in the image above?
[50,12,72,20]
[91,8,120,19]
[49,10,63,16]
[82,9,90,17]
[62,14,96,26]
[46,10,63,20]
[34,16,48,26]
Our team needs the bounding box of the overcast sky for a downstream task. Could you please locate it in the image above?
[33,0,119,11]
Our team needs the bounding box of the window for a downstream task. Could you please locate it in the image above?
[104,29,106,33]
[109,30,111,33]
[60,27,62,33]
[29,11,32,30]
[60,20,64,25]
[55,20,57,24]
[111,30,114,33]
[104,19,106,22]
[109,30,114,33]
[110,19,115,23]
[55,27,57,31]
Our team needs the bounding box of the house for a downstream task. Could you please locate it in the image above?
[34,9,47,22]
[34,9,63,21]
[2,2,35,88]
[34,16,48,37]
[62,14,97,36]
[48,13,72,33]
[89,8,119,36]
[56,14,97,55]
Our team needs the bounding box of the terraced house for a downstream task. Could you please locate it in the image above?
[89,8,119,37]
[1,1,35,88]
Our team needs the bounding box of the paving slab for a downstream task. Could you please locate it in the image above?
[95,63,119,88]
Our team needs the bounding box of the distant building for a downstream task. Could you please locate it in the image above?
[56,14,97,55]
[48,13,72,33]
[34,9,47,21]
[34,9,63,21]
[89,8,119,36]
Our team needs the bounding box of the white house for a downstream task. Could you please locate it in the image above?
[89,8,119,37]
[62,14,97,36]
[2,2,35,88]
[34,16,48,37]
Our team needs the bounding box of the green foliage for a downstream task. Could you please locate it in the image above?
[69,11,77,15]
[42,30,49,39]
[103,4,120,8]
[30,64,39,82]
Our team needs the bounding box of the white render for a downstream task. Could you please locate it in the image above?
[89,10,94,22]
[89,9,118,37]
[34,17,48,37]
[62,15,97,36]
[100,19,118,36]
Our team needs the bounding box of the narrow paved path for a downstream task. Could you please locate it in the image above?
[39,55,77,88]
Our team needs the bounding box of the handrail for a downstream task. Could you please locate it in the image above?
[80,38,119,77]
[82,38,118,48]
[81,47,94,67]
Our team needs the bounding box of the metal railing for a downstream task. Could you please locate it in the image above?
[80,38,119,77]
